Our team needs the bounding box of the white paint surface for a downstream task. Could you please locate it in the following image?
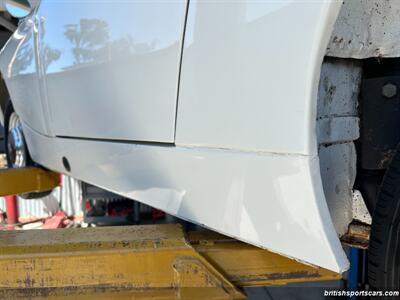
[177,0,342,155]
[0,0,350,273]
[24,123,349,273]
[4,1,189,142]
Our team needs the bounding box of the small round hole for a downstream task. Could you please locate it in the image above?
[62,156,71,172]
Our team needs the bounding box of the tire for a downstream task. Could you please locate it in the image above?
[368,143,400,294]
[4,101,52,199]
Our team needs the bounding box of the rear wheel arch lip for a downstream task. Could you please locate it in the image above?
[0,73,10,126]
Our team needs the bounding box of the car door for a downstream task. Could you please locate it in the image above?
[35,0,188,142]
[0,10,50,136]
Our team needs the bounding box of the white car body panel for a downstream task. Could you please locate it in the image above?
[39,1,187,142]
[0,0,349,272]
[177,0,339,155]
[0,16,48,135]
[24,123,348,273]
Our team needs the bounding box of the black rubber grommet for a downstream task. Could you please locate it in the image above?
[62,156,71,172]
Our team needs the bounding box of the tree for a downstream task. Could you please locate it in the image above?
[13,42,34,74]
[42,45,61,72]
[64,19,109,64]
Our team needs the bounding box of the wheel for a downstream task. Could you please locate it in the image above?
[368,143,400,293]
[4,101,52,199]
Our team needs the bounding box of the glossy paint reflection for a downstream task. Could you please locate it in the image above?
[177,0,342,155]
[1,0,349,273]
[39,2,186,73]
[37,1,188,142]
[0,16,48,134]
[25,123,349,273]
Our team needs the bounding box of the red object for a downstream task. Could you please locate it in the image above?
[62,218,71,226]
[85,200,92,211]
[152,208,165,222]
[108,206,133,216]
[5,195,18,225]
[42,211,67,229]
